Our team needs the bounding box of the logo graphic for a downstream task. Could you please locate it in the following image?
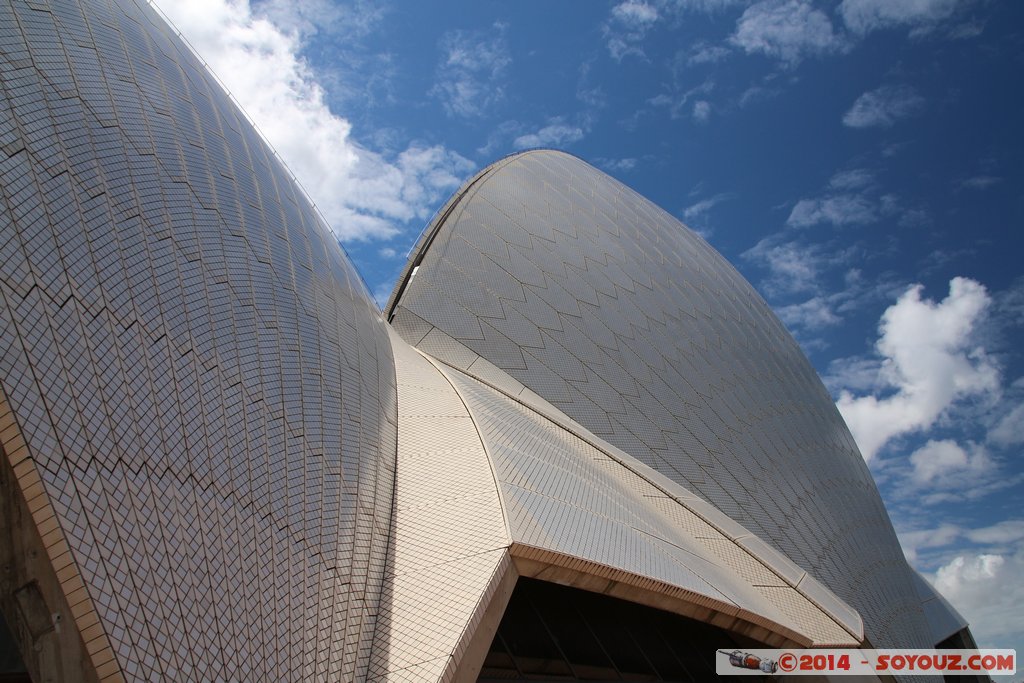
[721,649,779,674]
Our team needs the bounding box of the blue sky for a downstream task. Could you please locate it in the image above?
[154,0,1023,659]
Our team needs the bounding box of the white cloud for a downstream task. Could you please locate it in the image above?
[840,0,963,35]
[257,0,383,41]
[605,0,660,60]
[688,42,731,65]
[829,168,874,191]
[597,158,638,172]
[989,403,1024,446]
[836,277,999,461]
[909,439,992,487]
[394,145,475,216]
[898,521,1024,652]
[576,61,608,110]
[742,237,827,296]
[606,37,643,62]
[671,0,745,9]
[431,24,511,118]
[825,355,887,394]
[731,0,846,67]
[649,79,715,120]
[899,523,963,563]
[683,192,732,221]
[692,100,712,122]
[612,0,659,27]
[605,0,744,60]
[966,520,1024,546]
[900,520,1024,565]
[513,120,586,150]
[931,547,1024,651]
[898,207,931,227]
[900,440,1018,507]
[777,296,841,331]
[739,84,781,107]
[787,194,878,227]
[843,85,926,128]
[152,0,472,242]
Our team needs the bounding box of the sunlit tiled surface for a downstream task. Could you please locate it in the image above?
[1,0,967,678]
[369,331,510,681]
[441,363,857,647]
[0,0,395,679]
[389,150,934,650]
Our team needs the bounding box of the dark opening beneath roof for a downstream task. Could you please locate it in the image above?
[478,577,770,682]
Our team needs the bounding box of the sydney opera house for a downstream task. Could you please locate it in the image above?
[0,0,975,681]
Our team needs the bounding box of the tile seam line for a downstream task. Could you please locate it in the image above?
[412,348,514,546]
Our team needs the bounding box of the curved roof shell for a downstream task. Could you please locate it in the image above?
[0,0,969,674]
[0,0,396,678]
[388,149,938,649]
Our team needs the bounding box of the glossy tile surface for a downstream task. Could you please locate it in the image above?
[0,1,969,679]
[369,330,510,681]
[0,0,396,679]
[389,149,945,650]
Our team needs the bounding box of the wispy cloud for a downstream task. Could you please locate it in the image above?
[835,277,999,461]
[947,18,985,40]
[649,79,715,120]
[513,119,586,150]
[692,100,712,122]
[258,0,385,39]
[576,60,608,109]
[900,520,1024,563]
[899,524,964,564]
[392,145,476,215]
[829,168,875,190]
[787,167,931,231]
[604,0,744,61]
[989,403,1024,446]
[683,192,732,222]
[843,84,926,128]
[776,268,906,343]
[730,0,846,67]
[431,23,511,118]
[739,84,782,107]
[825,354,889,394]
[957,175,1002,191]
[687,41,732,65]
[153,0,472,242]
[966,521,1024,546]
[839,0,965,35]
[742,236,837,296]
[605,0,660,60]
[776,296,842,331]
[788,194,879,227]
[249,1,397,109]
[673,0,745,9]
[613,0,659,26]
[597,157,639,173]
